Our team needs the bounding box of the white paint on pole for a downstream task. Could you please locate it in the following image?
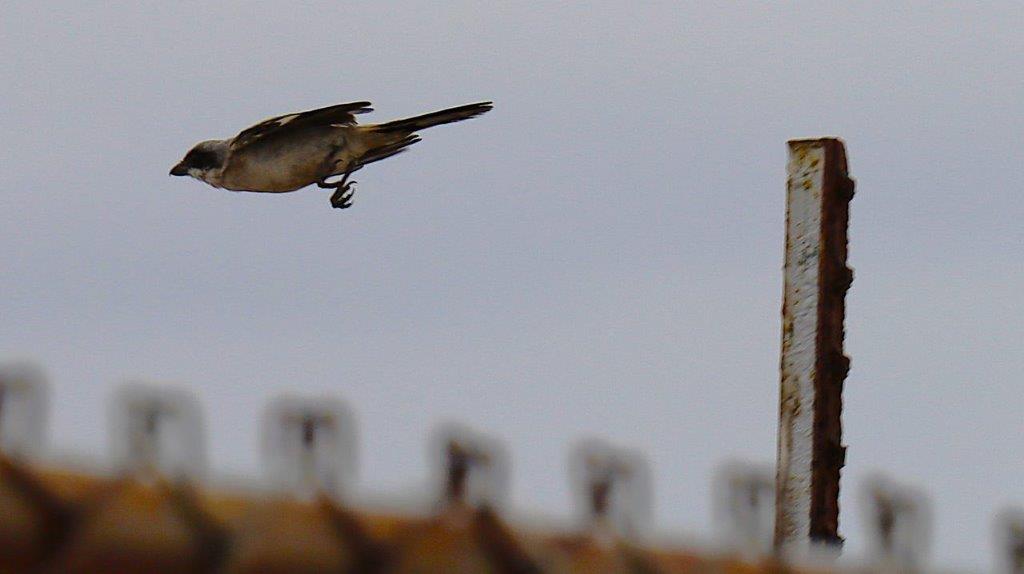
[775,142,826,557]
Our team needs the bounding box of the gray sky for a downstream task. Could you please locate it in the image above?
[2,2,1022,570]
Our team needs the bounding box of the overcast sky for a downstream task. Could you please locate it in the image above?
[2,2,1022,571]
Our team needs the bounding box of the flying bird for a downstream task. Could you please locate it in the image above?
[170,101,492,209]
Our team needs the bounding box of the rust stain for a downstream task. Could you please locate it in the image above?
[809,139,852,547]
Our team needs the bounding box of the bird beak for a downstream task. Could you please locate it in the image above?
[169,163,188,176]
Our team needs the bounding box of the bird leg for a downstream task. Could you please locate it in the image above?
[317,165,358,209]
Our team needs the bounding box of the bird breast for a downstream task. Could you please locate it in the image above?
[220,132,350,193]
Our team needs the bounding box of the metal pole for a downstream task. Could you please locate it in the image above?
[774,138,854,556]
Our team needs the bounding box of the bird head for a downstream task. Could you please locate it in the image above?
[170,140,228,184]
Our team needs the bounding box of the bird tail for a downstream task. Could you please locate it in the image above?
[358,134,422,166]
[373,102,493,133]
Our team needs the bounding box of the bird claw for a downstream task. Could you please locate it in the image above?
[330,182,356,209]
[318,169,357,209]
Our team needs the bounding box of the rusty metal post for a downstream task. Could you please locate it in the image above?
[774,138,854,556]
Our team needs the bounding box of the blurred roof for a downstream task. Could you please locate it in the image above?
[0,456,824,574]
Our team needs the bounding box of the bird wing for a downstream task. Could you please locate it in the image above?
[230,101,373,150]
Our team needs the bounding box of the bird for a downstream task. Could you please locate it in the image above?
[170,101,492,209]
